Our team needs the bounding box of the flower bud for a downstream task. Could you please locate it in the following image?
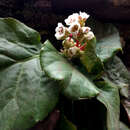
[68,46,80,58]
[62,37,75,48]
[84,31,95,40]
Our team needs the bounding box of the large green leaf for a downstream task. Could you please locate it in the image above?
[96,79,120,130]
[104,56,130,98]
[80,37,103,75]
[0,18,41,69]
[87,18,122,62]
[0,18,59,130]
[40,40,99,100]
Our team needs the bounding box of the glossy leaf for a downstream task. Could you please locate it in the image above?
[40,40,99,100]
[80,37,103,75]
[0,18,59,130]
[0,18,42,69]
[96,79,120,130]
[88,18,122,62]
[104,56,130,98]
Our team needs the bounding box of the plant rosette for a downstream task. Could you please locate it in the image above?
[0,12,129,130]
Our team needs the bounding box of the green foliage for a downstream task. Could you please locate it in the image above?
[87,18,122,62]
[0,18,129,130]
[104,56,130,98]
[0,18,59,129]
[40,41,99,100]
[80,37,103,75]
[96,79,120,130]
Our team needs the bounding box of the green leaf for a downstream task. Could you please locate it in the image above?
[0,18,42,68]
[104,56,130,98]
[80,37,103,75]
[87,18,122,62]
[40,40,99,100]
[57,115,77,130]
[96,79,120,130]
[0,18,59,130]
[120,122,130,130]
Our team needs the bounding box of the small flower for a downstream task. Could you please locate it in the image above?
[62,37,75,48]
[55,23,66,40]
[82,27,91,34]
[79,12,90,21]
[68,46,80,57]
[85,31,95,40]
[65,13,79,25]
[68,22,81,39]
[68,22,80,33]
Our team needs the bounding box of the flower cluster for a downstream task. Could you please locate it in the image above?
[55,12,95,59]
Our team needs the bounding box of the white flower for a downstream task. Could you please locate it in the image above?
[79,12,90,21]
[68,46,79,57]
[68,22,80,33]
[55,23,66,40]
[68,22,81,39]
[65,13,79,25]
[82,27,91,33]
[85,31,95,40]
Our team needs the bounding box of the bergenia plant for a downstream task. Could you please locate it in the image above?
[55,12,94,59]
[0,12,129,130]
